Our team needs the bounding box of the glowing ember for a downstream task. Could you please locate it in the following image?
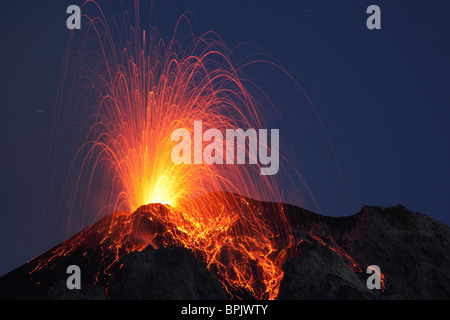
[39,1,362,300]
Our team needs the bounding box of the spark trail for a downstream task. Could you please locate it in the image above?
[40,1,364,300]
[45,1,292,300]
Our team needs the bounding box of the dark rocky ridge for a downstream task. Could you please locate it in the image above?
[0,194,449,300]
[45,246,228,300]
[280,204,450,299]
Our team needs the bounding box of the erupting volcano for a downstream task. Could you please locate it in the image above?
[45,1,299,300]
[2,0,450,302]
[0,1,407,301]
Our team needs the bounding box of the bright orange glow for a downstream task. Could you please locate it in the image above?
[35,1,365,300]
[53,2,292,299]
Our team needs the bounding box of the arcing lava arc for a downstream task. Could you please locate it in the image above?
[45,1,351,299]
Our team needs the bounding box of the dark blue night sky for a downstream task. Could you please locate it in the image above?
[1,0,449,276]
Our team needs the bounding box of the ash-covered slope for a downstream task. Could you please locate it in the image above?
[279,204,450,299]
[330,205,450,299]
[0,194,449,300]
[0,203,228,300]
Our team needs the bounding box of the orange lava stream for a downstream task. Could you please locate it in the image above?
[38,2,366,300]
[51,2,292,300]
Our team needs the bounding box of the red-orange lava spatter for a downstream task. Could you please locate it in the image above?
[35,2,378,300]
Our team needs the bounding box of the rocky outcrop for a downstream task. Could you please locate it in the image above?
[107,246,228,299]
[0,195,449,300]
[278,204,450,299]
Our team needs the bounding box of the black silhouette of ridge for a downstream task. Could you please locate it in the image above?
[0,192,449,300]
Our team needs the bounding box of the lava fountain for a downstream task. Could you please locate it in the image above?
[48,1,298,300]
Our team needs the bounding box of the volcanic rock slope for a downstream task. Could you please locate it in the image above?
[0,195,449,300]
[280,204,450,299]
